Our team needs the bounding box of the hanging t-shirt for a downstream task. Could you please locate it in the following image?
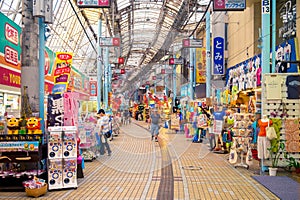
[258,119,273,137]
[265,75,283,99]
[286,75,300,99]
[256,67,262,86]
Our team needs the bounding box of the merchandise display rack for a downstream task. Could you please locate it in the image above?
[0,135,46,191]
[263,73,300,167]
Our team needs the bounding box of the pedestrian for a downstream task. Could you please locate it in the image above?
[149,108,160,142]
[96,109,112,156]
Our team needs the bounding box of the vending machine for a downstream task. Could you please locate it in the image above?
[48,126,77,190]
[62,126,77,158]
[48,159,63,190]
[48,127,63,159]
[62,158,77,188]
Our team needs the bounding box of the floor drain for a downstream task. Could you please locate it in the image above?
[182,166,202,170]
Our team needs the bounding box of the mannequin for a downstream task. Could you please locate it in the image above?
[257,115,272,159]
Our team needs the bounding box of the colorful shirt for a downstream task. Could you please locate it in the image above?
[97,115,110,134]
[258,119,273,137]
[286,75,300,99]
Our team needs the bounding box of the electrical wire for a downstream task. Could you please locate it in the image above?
[189,0,211,37]
[68,0,96,52]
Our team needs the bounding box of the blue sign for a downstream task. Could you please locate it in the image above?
[213,37,225,75]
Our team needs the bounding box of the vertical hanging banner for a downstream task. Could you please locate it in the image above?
[213,37,225,75]
[47,94,64,127]
[89,77,97,101]
[52,52,73,94]
[196,48,206,83]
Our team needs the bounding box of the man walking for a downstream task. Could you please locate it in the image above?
[97,109,112,156]
[149,108,160,142]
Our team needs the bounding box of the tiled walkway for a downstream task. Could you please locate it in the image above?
[0,120,298,199]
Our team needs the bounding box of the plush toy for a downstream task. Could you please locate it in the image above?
[26,117,42,134]
[7,117,20,134]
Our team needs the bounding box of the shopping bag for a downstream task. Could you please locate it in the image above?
[266,120,276,140]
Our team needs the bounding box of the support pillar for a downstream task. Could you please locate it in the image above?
[206,10,211,98]
[21,0,40,117]
[38,18,45,134]
[97,17,103,110]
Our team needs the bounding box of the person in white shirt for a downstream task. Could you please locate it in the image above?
[97,109,112,156]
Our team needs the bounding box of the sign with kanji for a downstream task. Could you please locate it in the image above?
[99,37,120,46]
[47,94,64,127]
[77,0,110,8]
[213,0,246,11]
[213,37,225,75]
[169,58,183,65]
[182,39,203,48]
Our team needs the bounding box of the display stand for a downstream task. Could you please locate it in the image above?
[48,126,77,190]
[0,139,46,191]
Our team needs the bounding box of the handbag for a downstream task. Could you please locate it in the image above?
[105,131,112,138]
[266,120,276,140]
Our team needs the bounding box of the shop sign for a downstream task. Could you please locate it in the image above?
[169,58,183,65]
[182,39,203,48]
[0,66,21,88]
[99,37,120,46]
[213,37,225,75]
[89,81,97,97]
[52,52,73,94]
[0,141,39,152]
[4,46,18,66]
[196,48,206,83]
[77,0,110,8]
[213,0,246,11]
[0,13,21,68]
[5,23,19,45]
[278,0,296,39]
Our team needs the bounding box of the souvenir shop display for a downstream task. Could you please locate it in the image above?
[0,114,46,191]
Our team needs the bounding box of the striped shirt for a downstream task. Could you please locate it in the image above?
[97,115,110,134]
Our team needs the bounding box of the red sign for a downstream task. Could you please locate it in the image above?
[57,53,72,61]
[44,50,50,75]
[5,46,18,66]
[161,69,165,74]
[89,81,97,97]
[0,66,21,88]
[152,76,156,80]
[5,23,19,45]
[112,38,120,46]
[54,66,71,76]
[169,58,174,65]
[118,57,124,64]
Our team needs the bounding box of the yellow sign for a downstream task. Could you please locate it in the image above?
[195,48,206,83]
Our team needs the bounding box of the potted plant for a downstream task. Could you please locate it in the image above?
[267,140,286,176]
[285,154,300,174]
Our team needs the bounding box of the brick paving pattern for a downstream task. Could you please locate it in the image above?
[1,120,296,199]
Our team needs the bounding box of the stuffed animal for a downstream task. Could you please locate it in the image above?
[26,117,42,134]
[7,117,20,134]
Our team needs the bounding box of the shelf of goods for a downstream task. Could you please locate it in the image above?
[0,135,46,191]
[229,113,255,169]
[78,123,97,161]
[263,73,300,166]
[48,126,77,190]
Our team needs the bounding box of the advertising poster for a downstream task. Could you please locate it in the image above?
[52,52,73,94]
[195,48,206,83]
[47,94,64,127]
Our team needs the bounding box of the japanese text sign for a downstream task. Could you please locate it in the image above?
[213,37,225,75]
